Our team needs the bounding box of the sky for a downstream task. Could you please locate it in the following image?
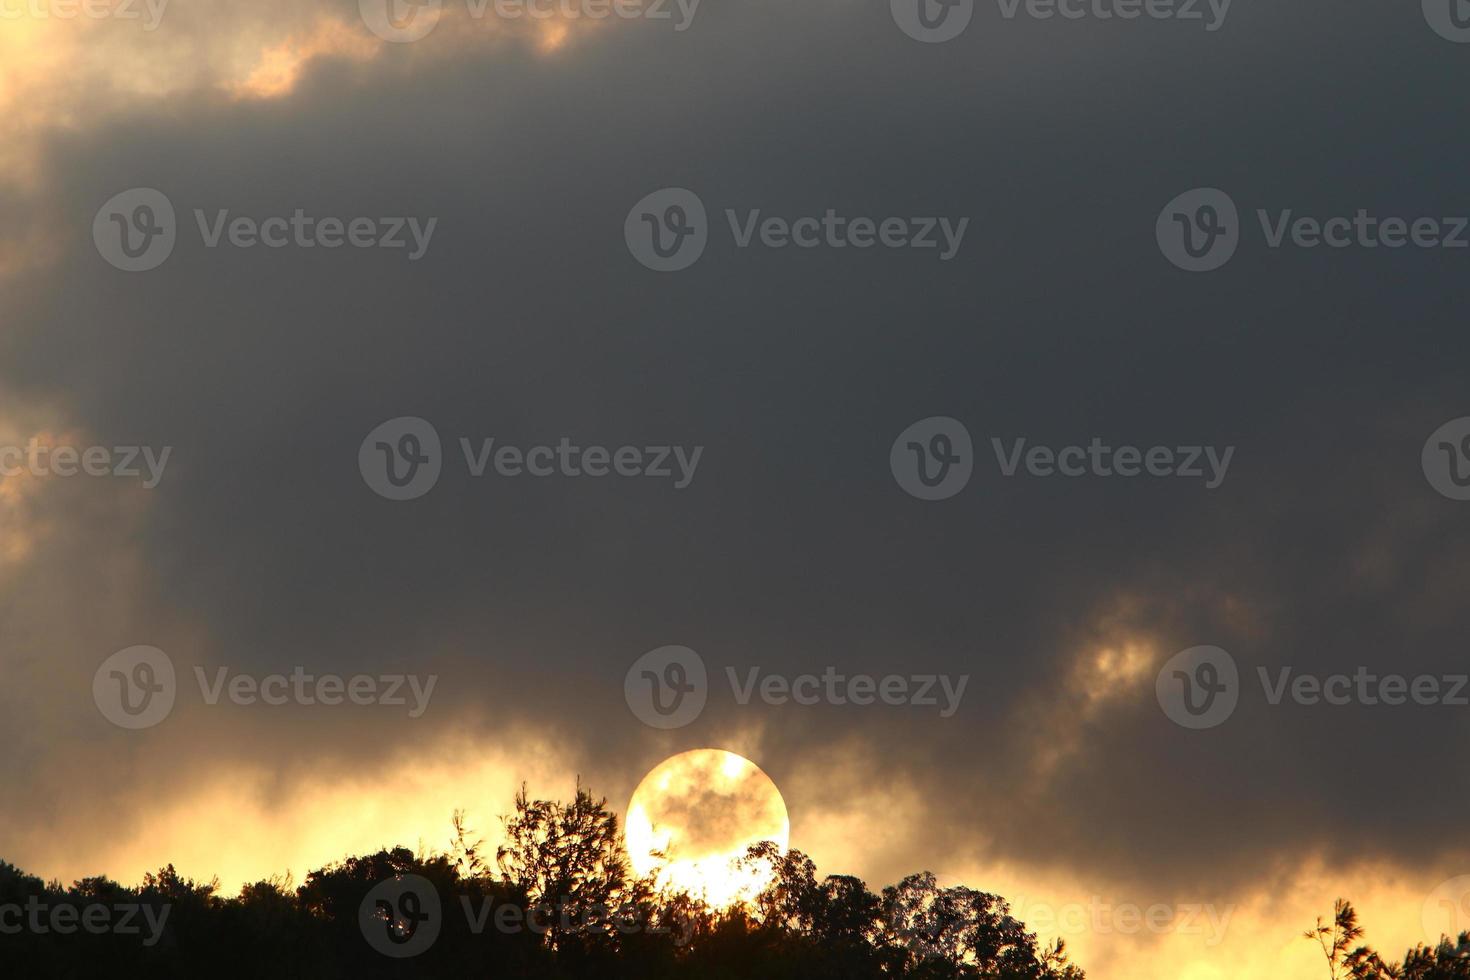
[2,2,1470,978]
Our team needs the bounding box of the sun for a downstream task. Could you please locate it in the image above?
[625,749,790,908]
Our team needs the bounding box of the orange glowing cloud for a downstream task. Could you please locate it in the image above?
[0,0,614,278]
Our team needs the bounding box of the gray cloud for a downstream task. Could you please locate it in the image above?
[1,3,1468,964]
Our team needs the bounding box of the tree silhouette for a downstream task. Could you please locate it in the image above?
[0,782,1087,979]
[494,780,630,952]
[1307,899,1470,980]
[1306,899,1369,980]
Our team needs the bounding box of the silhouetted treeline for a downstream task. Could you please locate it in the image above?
[1307,899,1470,979]
[0,783,1085,979]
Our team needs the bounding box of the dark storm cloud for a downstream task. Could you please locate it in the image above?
[2,0,1468,915]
